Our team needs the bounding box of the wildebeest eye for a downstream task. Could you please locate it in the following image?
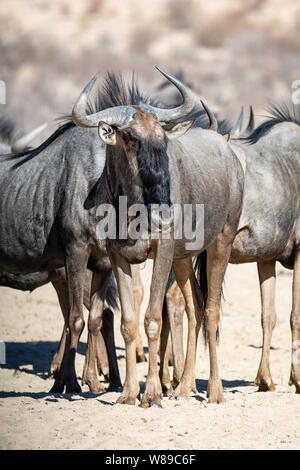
[123,135,129,144]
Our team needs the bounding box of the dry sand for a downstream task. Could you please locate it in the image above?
[0,261,299,450]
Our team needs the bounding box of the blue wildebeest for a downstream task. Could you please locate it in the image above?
[228,103,300,393]
[72,67,244,406]
[158,107,254,394]
[0,114,123,392]
[0,89,173,394]
[0,104,127,393]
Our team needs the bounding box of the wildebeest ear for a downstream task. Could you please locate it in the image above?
[162,119,195,140]
[98,122,117,146]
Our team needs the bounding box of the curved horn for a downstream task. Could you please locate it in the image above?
[244,105,255,136]
[72,73,137,129]
[231,106,244,137]
[141,66,196,123]
[200,100,218,132]
[11,122,49,153]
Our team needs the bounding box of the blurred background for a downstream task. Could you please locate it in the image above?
[0,0,299,137]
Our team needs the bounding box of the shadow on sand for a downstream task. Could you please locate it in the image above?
[0,340,86,378]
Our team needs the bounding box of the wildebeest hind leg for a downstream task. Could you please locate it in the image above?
[205,227,234,404]
[167,281,185,388]
[159,300,172,394]
[82,271,111,393]
[131,265,147,363]
[255,260,276,391]
[171,258,202,399]
[50,247,87,394]
[109,250,140,405]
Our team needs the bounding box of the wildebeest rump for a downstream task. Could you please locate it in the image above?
[229,103,300,393]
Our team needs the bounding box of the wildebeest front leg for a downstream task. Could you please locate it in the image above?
[50,247,87,394]
[255,260,276,391]
[109,250,139,405]
[140,241,174,408]
[82,271,111,393]
[289,250,300,393]
[171,258,203,399]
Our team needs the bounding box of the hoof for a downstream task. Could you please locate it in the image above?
[102,373,110,384]
[65,381,82,394]
[255,376,276,392]
[89,383,106,394]
[289,375,300,394]
[161,382,173,395]
[176,396,185,402]
[116,386,140,405]
[207,379,225,403]
[140,393,162,408]
[117,395,136,405]
[151,402,163,408]
[171,381,191,400]
[207,394,225,404]
[48,363,61,380]
[49,382,64,394]
[82,373,105,393]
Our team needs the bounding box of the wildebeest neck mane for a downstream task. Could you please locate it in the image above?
[87,71,154,113]
[245,102,300,145]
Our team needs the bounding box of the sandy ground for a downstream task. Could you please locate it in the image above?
[0,261,299,450]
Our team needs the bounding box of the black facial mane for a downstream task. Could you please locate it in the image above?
[137,137,171,208]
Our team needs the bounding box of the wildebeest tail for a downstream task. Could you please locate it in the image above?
[105,274,119,311]
[194,250,208,308]
[194,251,208,341]
[194,251,223,343]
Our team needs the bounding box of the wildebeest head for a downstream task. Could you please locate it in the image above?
[72,67,201,229]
